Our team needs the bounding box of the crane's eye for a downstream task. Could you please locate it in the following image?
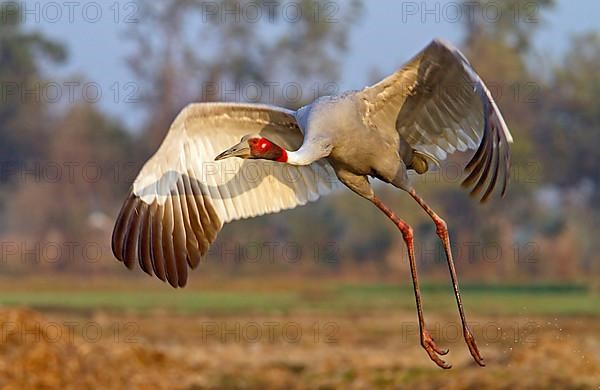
[259,139,269,150]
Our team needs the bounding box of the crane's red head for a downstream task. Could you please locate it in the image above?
[214,135,288,162]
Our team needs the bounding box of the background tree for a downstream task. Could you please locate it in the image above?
[0,7,66,229]
[0,9,132,271]
[126,0,362,152]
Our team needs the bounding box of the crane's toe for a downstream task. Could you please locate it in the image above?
[421,329,452,369]
[464,326,486,367]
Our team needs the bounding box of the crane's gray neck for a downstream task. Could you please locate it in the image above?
[285,141,332,166]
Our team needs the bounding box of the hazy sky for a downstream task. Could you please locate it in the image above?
[20,0,600,127]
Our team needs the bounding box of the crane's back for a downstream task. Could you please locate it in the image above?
[298,92,406,182]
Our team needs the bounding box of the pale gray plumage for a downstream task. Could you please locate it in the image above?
[113,103,338,287]
[112,39,513,288]
[358,38,512,200]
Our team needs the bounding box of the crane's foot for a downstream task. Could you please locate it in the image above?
[464,325,485,366]
[421,329,451,369]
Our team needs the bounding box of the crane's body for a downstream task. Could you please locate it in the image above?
[298,93,408,185]
[112,39,513,369]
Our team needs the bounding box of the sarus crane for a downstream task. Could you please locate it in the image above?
[112,39,512,369]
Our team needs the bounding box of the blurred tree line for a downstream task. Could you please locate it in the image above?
[0,0,598,283]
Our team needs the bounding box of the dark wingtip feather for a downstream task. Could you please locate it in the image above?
[162,196,180,288]
[112,174,222,288]
[112,193,136,264]
[150,202,168,283]
[480,131,501,203]
[171,190,189,288]
[137,202,153,277]
[500,139,511,197]
[461,127,491,197]
[461,92,512,204]
[461,118,490,191]
[123,197,144,270]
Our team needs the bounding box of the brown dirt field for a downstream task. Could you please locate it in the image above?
[0,308,598,389]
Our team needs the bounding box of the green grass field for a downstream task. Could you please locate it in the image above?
[0,280,596,317]
[0,278,598,388]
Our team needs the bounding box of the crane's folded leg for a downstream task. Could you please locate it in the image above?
[371,195,452,369]
[406,188,485,367]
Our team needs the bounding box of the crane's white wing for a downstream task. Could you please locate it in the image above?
[359,39,513,202]
[112,103,337,287]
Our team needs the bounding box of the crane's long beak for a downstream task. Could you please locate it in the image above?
[214,144,250,161]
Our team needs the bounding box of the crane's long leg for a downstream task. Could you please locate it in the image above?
[407,189,485,367]
[371,195,451,369]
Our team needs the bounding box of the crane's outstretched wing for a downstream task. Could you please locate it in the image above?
[112,103,337,287]
[358,38,513,202]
